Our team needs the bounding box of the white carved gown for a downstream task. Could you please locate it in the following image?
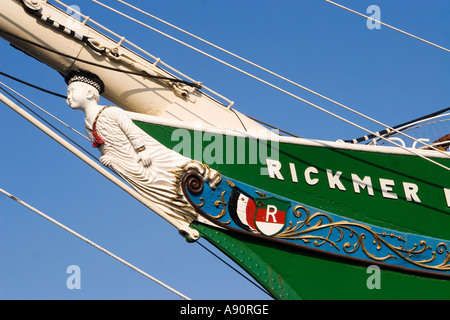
[85,106,195,220]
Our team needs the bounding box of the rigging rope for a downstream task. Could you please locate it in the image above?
[0,71,66,99]
[52,0,233,108]
[347,107,450,144]
[0,83,98,162]
[0,33,199,90]
[325,0,450,54]
[0,187,191,300]
[104,0,450,158]
[0,80,87,139]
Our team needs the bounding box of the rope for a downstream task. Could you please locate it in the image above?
[0,81,126,182]
[105,0,450,157]
[246,114,299,138]
[347,107,450,144]
[0,81,87,140]
[325,0,450,53]
[52,0,235,107]
[0,84,98,162]
[0,187,191,300]
[0,71,67,99]
[0,32,198,90]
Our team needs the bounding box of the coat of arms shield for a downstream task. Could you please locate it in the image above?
[254,196,290,236]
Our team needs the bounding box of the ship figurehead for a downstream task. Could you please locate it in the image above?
[64,69,214,239]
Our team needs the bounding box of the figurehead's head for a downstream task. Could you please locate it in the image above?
[65,69,104,109]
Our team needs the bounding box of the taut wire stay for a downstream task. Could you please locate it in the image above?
[0,187,191,300]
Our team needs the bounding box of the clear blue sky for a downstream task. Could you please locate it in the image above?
[0,0,449,300]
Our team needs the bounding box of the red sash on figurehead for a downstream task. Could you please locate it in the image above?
[91,106,112,148]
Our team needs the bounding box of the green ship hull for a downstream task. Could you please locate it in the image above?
[135,119,450,299]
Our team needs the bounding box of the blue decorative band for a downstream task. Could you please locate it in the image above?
[181,170,450,278]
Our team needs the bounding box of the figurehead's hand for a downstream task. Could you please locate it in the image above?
[99,154,114,167]
[137,147,152,167]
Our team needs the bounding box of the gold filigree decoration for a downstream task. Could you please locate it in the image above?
[274,205,450,272]
[197,197,205,208]
[225,180,235,188]
[212,190,227,219]
[255,190,267,198]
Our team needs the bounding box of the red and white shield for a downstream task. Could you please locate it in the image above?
[254,197,290,236]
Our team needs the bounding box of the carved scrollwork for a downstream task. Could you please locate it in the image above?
[178,161,222,190]
[176,160,222,198]
[177,160,223,215]
[183,172,204,195]
[275,206,450,272]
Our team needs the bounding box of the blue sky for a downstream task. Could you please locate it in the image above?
[0,0,449,300]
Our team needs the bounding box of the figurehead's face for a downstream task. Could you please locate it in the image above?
[67,82,99,110]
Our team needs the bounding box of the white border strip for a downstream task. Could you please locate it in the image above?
[127,111,450,160]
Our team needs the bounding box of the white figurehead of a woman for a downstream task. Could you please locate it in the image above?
[64,69,199,221]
